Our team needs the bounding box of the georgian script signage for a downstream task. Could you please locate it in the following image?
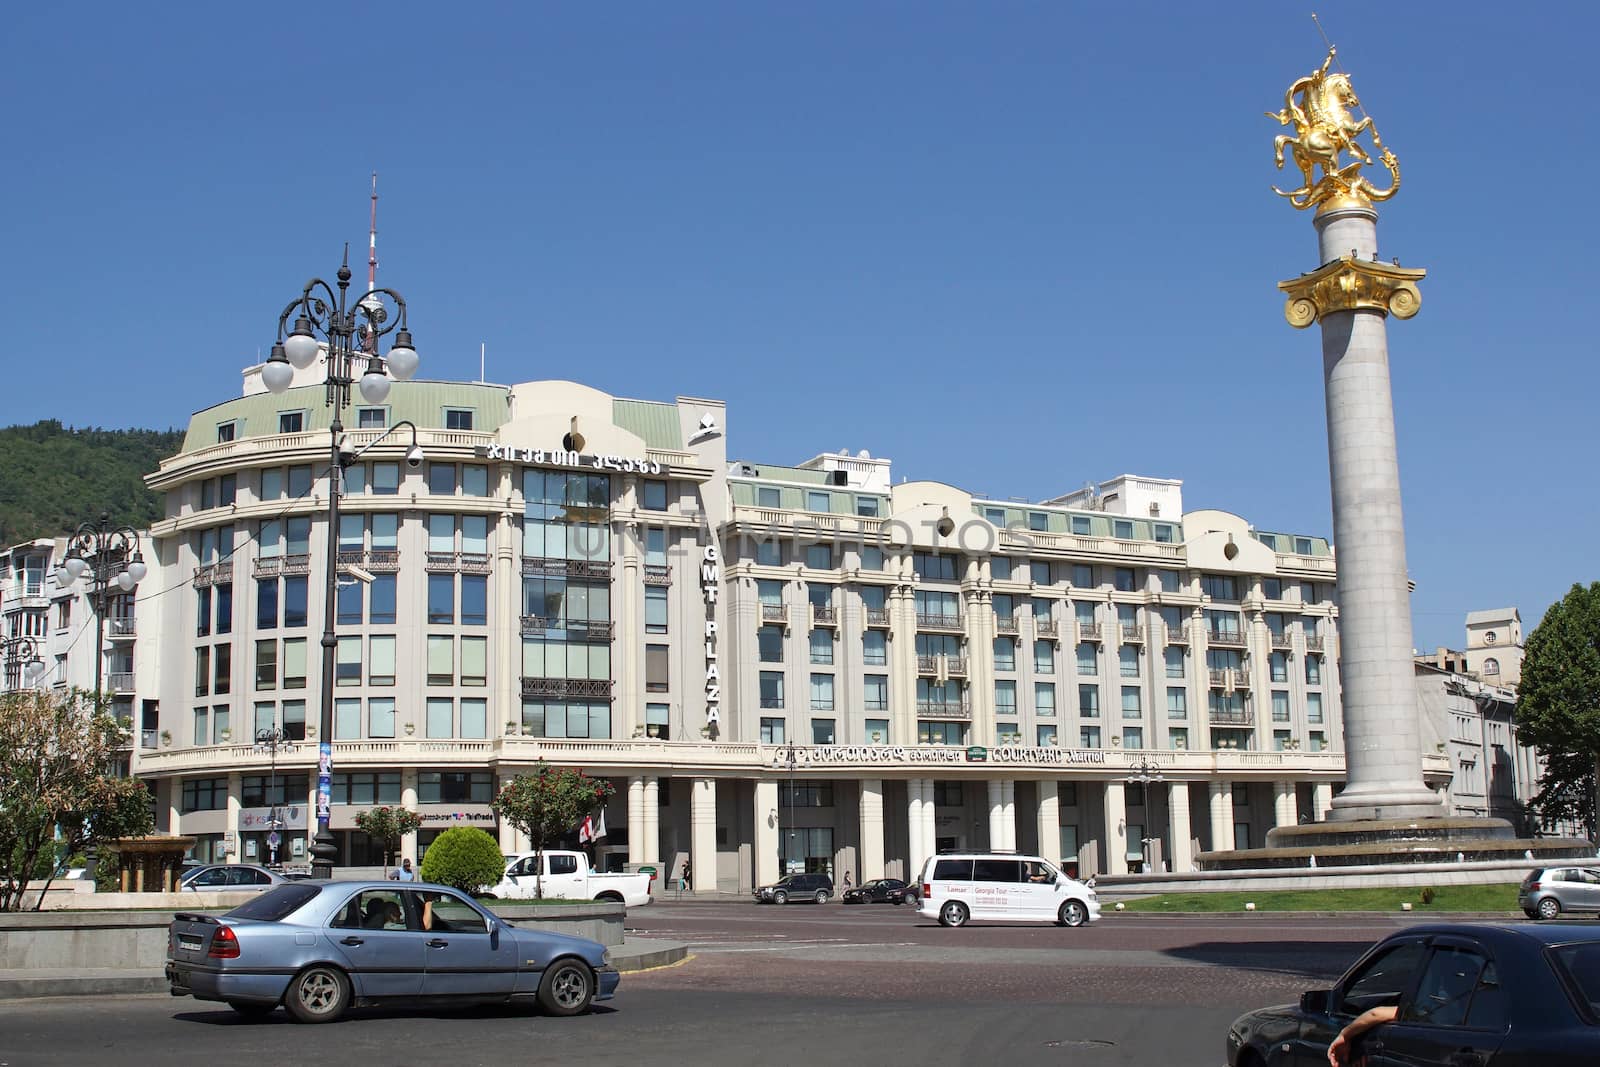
[476,444,663,474]
[701,544,721,728]
[782,745,1110,767]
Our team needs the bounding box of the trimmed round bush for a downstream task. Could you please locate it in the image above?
[418,827,504,894]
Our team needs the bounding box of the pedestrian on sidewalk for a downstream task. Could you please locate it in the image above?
[679,859,690,895]
[842,871,853,891]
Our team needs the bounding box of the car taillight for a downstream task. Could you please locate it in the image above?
[1528,882,1540,892]
[922,883,931,899]
[207,926,240,959]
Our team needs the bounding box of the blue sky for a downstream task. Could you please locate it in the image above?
[2,2,1593,650]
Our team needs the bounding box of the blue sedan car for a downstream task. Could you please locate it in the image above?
[166,880,619,1023]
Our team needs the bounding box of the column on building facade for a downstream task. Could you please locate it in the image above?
[167,784,182,846]
[494,504,520,738]
[1001,780,1016,849]
[616,503,643,739]
[404,770,424,861]
[907,778,926,877]
[890,576,918,745]
[986,780,1008,849]
[1168,781,1194,873]
[967,574,996,745]
[1311,781,1333,823]
[1273,780,1297,828]
[754,778,779,886]
[1208,780,1234,851]
[1103,780,1128,876]
[1036,779,1059,863]
[627,776,647,865]
[225,773,242,863]
[642,776,661,864]
[690,777,717,892]
[859,779,884,881]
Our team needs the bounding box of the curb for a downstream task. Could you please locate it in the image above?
[0,973,168,999]
[613,942,689,972]
[1105,910,1521,919]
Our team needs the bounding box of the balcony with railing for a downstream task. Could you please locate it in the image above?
[1305,634,1326,652]
[1269,630,1292,650]
[426,551,493,574]
[1121,624,1145,644]
[107,617,137,639]
[811,605,838,627]
[254,553,312,579]
[916,613,964,633]
[1208,668,1251,690]
[643,564,672,586]
[1034,618,1059,638]
[1076,621,1102,643]
[916,655,967,677]
[520,616,614,642]
[520,676,615,700]
[107,672,136,693]
[995,616,1019,634]
[865,608,890,628]
[1208,707,1254,726]
[1164,622,1190,645]
[916,698,972,720]
[761,604,789,623]
[520,557,613,581]
[192,559,235,588]
[1207,629,1247,649]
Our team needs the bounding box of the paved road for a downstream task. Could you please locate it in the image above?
[0,904,1426,1066]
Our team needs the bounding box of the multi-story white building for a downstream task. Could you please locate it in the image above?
[6,373,1458,886]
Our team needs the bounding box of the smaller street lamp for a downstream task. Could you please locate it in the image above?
[53,514,146,704]
[1,635,48,689]
[254,727,293,867]
[782,738,799,876]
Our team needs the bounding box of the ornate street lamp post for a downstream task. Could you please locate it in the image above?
[254,727,292,867]
[53,514,146,705]
[1126,756,1165,873]
[260,248,420,878]
[782,739,799,876]
[1,635,48,690]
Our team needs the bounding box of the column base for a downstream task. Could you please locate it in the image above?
[1327,785,1444,823]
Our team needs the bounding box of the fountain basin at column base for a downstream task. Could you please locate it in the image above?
[1195,817,1592,871]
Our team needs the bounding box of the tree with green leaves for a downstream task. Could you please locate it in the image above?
[491,762,615,898]
[353,805,422,874]
[0,689,154,910]
[1515,582,1600,841]
[417,826,503,895]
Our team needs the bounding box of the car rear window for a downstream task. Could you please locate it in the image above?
[1551,943,1600,1020]
[225,883,322,922]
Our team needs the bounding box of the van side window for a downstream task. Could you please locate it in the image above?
[932,860,973,881]
[973,859,1023,883]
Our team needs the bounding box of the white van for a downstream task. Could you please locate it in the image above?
[916,851,1100,928]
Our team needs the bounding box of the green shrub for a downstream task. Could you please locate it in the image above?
[418,827,504,894]
[1419,886,1437,905]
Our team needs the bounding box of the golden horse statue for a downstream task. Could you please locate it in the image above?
[1269,48,1400,210]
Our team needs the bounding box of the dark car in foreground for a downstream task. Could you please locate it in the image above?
[753,873,834,904]
[1520,866,1600,920]
[166,880,618,1023]
[1226,922,1600,1065]
[842,878,908,905]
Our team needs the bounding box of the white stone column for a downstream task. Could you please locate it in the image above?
[754,779,779,887]
[627,776,647,865]
[859,779,885,880]
[1309,204,1440,821]
[642,776,660,865]
[1103,780,1128,876]
[1036,779,1059,862]
[987,780,1006,849]
[1273,780,1298,828]
[1311,781,1333,823]
[1001,780,1016,849]
[920,779,937,866]
[1208,780,1234,851]
[907,778,927,877]
[404,770,424,861]
[225,773,242,863]
[1168,781,1194,873]
[690,777,717,893]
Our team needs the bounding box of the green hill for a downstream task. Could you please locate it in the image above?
[0,421,183,545]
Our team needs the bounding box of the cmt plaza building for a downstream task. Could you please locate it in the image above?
[2,370,1458,889]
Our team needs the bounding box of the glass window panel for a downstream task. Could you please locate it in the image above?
[339,515,364,550]
[461,636,487,686]
[461,698,487,739]
[255,639,277,690]
[462,465,488,496]
[461,575,487,626]
[428,636,454,686]
[426,698,454,738]
[428,574,454,624]
[336,636,362,686]
[337,578,363,625]
[283,576,307,627]
[282,638,307,689]
[369,573,396,624]
[335,698,362,739]
[370,514,398,549]
[286,517,311,555]
[260,468,283,501]
[993,637,1015,672]
[427,463,456,495]
[258,519,282,558]
[461,515,488,554]
[368,697,395,738]
[428,514,455,552]
[287,465,312,497]
[863,630,887,666]
[369,635,396,685]
[371,462,399,495]
[281,700,305,741]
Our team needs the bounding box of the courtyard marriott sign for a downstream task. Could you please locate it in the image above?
[782,745,1109,767]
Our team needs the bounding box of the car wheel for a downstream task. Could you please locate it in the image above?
[595,892,624,904]
[1523,908,1537,919]
[892,897,904,906]
[814,889,830,904]
[939,901,969,928]
[480,893,497,900]
[227,1000,276,1019]
[772,890,788,905]
[1537,897,1561,920]
[538,958,595,1017]
[1058,900,1089,927]
[285,965,350,1024]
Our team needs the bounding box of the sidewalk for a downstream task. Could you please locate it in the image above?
[0,938,687,1000]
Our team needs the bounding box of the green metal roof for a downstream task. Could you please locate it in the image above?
[612,399,683,450]
[181,381,511,453]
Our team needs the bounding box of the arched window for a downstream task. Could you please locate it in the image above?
[1483,658,1500,676]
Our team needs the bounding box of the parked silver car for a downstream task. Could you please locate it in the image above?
[166,880,618,1022]
[1520,866,1600,919]
[179,864,286,892]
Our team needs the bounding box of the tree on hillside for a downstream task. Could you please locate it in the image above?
[0,689,154,910]
[491,762,615,898]
[354,805,423,873]
[1515,581,1600,840]
[0,421,182,543]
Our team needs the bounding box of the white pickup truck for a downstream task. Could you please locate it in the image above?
[488,850,654,907]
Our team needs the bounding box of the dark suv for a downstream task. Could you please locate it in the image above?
[753,873,835,905]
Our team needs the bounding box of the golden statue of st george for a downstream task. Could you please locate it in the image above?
[1269,47,1400,212]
